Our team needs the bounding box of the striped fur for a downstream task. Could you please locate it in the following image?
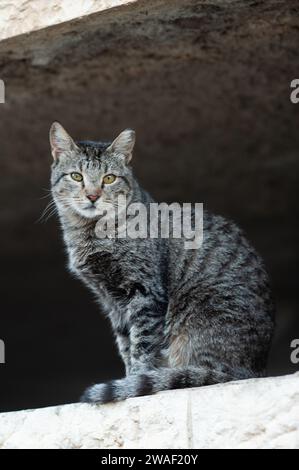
[49,123,275,404]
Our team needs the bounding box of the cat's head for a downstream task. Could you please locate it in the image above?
[49,122,135,219]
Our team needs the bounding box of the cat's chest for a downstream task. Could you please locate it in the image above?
[66,230,112,275]
[69,238,135,298]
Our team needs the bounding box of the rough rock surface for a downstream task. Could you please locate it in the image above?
[0,373,298,449]
[0,0,137,41]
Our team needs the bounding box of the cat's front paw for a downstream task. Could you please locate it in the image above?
[80,383,114,405]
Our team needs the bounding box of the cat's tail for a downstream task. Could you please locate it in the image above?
[80,365,255,404]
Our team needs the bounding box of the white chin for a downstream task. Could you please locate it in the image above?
[77,206,100,219]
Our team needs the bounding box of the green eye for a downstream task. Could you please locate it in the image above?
[103,174,116,185]
[71,172,83,182]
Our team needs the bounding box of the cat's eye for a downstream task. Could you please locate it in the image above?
[71,172,83,182]
[103,174,116,185]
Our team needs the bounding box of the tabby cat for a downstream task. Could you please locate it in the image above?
[49,122,274,404]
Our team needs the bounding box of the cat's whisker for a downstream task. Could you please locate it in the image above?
[39,193,52,200]
[36,200,57,223]
[41,187,52,193]
[43,207,58,222]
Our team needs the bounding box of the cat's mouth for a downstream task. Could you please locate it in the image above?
[72,199,119,219]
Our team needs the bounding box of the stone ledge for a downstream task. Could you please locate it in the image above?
[0,0,137,41]
[0,373,298,449]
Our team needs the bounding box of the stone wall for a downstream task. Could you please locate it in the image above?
[0,0,137,40]
[0,374,298,449]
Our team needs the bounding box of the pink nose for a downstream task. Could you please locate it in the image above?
[87,193,100,202]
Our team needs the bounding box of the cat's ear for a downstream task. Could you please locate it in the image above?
[107,129,135,163]
[49,122,78,160]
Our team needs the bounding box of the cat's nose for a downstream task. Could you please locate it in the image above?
[86,192,101,202]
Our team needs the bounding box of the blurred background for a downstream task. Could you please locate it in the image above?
[0,0,298,412]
